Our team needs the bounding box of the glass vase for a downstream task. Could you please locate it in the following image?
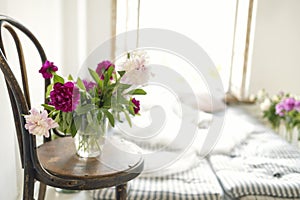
[287,127,299,147]
[74,117,108,158]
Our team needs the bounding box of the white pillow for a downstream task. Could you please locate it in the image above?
[139,146,198,178]
[180,92,226,113]
[210,109,256,154]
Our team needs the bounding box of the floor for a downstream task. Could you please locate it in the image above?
[43,186,92,200]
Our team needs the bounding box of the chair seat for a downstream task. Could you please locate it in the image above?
[37,136,144,190]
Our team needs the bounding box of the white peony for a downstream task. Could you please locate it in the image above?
[121,66,151,85]
[119,50,150,85]
[256,89,267,101]
[272,95,279,102]
[260,98,271,111]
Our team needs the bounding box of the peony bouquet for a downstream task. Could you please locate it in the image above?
[23,51,149,139]
[256,89,300,131]
[275,96,300,131]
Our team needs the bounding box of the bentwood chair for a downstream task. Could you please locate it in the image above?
[0,15,143,200]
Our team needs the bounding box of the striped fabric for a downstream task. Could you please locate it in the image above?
[210,131,300,200]
[240,196,300,200]
[92,159,224,200]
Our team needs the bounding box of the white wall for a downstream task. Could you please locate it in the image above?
[249,0,300,96]
[0,0,112,199]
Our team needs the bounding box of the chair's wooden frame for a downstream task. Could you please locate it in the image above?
[0,15,143,200]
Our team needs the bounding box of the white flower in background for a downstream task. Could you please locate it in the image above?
[256,89,267,102]
[24,108,58,138]
[260,98,271,111]
[272,94,279,102]
[291,94,300,101]
[119,50,150,85]
[122,67,150,85]
[249,94,256,102]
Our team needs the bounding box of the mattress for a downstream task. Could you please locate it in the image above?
[92,158,224,200]
[92,105,300,200]
[210,131,300,200]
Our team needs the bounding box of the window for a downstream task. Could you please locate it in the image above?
[116,0,237,91]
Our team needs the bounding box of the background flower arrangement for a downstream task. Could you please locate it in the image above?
[24,51,149,156]
[255,89,300,144]
[255,89,286,130]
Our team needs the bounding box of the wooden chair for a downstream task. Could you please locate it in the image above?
[0,15,143,200]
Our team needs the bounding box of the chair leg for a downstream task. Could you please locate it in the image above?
[23,174,35,200]
[116,183,127,200]
[38,182,47,200]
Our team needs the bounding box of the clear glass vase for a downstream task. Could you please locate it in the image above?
[74,117,108,158]
[280,124,299,147]
[287,127,299,147]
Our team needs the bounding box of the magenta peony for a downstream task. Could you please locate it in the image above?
[49,82,80,112]
[82,80,97,91]
[96,60,115,80]
[131,98,140,114]
[39,60,58,79]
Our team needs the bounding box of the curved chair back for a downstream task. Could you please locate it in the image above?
[0,15,49,169]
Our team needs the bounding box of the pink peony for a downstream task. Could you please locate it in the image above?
[282,98,296,111]
[39,60,58,79]
[295,101,300,112]
[131,98,140,114]
[24,108,58,137]
[49,82,80,112]
[275,103,285,116]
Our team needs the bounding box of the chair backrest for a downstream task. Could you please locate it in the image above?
[0,15,50,168]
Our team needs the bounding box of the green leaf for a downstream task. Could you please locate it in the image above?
[126,88,147,95]
[87,112,93,124]
[61,112,68,131]
[76,77,86,91]
[128,104,135,115]
[88,68,103,89]
[74,116,82,132]
[123,111,132,127]
[97,111,103,122]
[117,70,126,77]
[103,109,115,127]
[108,66,114,76]
[66,112,73,125]
[70,123,77,137]
[45,84,53,98]
[68,74,74,81]
[104,66,115,86]
[53,74,65,84]
[102,96,112,109]
[117,112,121,122]
[118,83,131,91]
[54,112,60,122]
[91,97,100,104]
[117,96,130,105]
[41,104,55,111]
